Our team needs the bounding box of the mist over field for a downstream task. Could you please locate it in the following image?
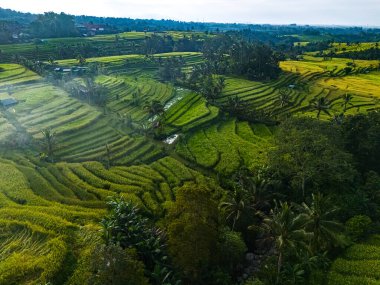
[1,0,380,26]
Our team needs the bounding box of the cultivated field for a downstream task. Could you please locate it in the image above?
[1,32,380,283]
[328,235,380,285]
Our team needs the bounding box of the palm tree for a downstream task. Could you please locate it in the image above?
[225,96,246,114]
[76,54,86,66]
[48,56,55,65]
[342,93,354,112]
[256,202,309,283]
[144,100,165,118]
[234,167,277,211]
[300,193,347,253]
[138,122,153,137]
[131,88,142,106]
[277,88,292,107]
[216,76,226,90]
[118,113,133,128]
[331,113,345,125]
[220,186,248,230]
[311,97,331,119]
[40,128,57,162]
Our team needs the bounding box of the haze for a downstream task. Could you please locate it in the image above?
[1,0,379,26]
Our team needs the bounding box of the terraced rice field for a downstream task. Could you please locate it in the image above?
[0,64,40,86]
[0,112,15,143]
[176,118,273,175]
[327,42,380,54]
[0,32,151,62]
[99,75,176,121]
[0,63,168,164]
[328,235,380,285]
[218,56,380,119]
[2,45,380,283]
[165,91,220,133]
[0,151,209,284]
[56,52,203,76]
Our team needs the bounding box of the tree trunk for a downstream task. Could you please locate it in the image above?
[277,251,283,284]
[301,177,306,199]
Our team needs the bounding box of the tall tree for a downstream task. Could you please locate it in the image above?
[311,97,331,119]
[277,88,292,107]
[341,93,354,112]
[166,183,220,282]
[101,198,179,284]
[269,118,355,199]
[300,193,347,253]
[40,128,57,162]
[257,202,309,284]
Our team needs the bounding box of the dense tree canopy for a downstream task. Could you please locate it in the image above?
[30,12,78,38]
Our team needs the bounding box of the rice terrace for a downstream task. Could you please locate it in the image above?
[0,2,379,285]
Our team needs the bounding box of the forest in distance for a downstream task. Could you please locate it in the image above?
[0,4,380,285]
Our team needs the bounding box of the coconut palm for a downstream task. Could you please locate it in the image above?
[311,97,331,119]
[331,113,345,125]
[342,93,354,112]
[216,76,226,90]
[277,88,292,107]
[220,186,248,230]
[138,122,153,137]
[48,56,55,65]
[225,96,247,114]
[300,193,347,253]
[144,100,165,118]
[256,202,310,283]
[131,88,142,106]
[40,128,57,162]
[76,54,86,66]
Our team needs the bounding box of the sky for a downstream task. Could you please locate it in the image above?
[1,0,379,27]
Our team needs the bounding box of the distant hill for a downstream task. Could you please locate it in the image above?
[0,7,36,24]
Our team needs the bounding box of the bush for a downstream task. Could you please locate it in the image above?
[346,215,372,241]
[244,278,265,285]
[89,245,149,285]
[218,228,247,271]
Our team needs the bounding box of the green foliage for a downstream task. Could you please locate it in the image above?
[258,201,310,282]
[100,197,180,284]
[345,215,372,241]
[166,182,220,282]
[30,12,78,38]
[40,128,58,162]
[89,245,149,285]
[342,112,380,174]
[244,278,265,285]
[269,117,355,199]
[217,228,247,271]
[301,193,348,253]
[203,35,281,80]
